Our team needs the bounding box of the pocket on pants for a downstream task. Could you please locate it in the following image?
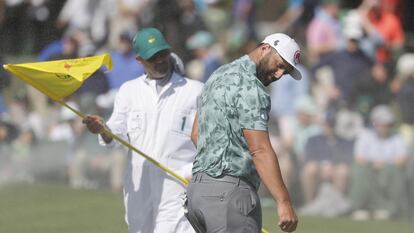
[233,187,256,216]
[199,182,237,201]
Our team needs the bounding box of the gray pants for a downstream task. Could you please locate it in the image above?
[185,173,261,233]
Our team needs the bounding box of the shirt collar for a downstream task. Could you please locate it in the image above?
[143,72,185,95]
[240,55,257,75]
[143,71,183,84]
[240,55,265,88]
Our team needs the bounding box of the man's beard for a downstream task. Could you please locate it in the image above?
[151,61,171,79]
[256,56,273,86]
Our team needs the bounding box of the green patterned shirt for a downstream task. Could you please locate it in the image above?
[192,55,270,188]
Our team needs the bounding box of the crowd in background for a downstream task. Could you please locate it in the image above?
[1,0,414,221]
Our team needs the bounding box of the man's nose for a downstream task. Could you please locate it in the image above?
[154,56,168,64]
[273,69,285,79]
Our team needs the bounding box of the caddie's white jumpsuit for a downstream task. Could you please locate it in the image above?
[100,72,203,233]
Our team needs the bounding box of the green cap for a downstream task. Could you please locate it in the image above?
[132,28,171,60]
[320,0,339,5]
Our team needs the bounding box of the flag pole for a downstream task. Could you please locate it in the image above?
[56,99,189,186]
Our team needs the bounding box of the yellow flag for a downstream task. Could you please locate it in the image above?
[3,54,112,101]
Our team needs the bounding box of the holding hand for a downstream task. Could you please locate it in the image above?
[82,115,106,134]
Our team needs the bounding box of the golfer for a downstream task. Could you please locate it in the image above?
[186,33,301,233]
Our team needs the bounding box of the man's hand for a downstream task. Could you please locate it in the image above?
[277,201,298,232]
[82,115,113,144]
[82,115,106,134]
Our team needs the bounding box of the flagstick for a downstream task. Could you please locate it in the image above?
[56,99,189,186]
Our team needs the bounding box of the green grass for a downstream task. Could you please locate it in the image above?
[0,184,127,233]
[262,209,413,233]
[0,184,412,233]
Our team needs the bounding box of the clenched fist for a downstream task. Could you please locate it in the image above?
[278,201,298,232]
[82,115,106,134]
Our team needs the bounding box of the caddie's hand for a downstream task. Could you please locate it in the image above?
[82,115,106,134]
[277,201,298,232]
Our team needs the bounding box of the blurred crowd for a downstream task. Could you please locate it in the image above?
[1,0,414,221]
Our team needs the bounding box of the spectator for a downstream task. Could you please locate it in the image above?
[27,0,63,54]
[201,0,231,41]
[178,0,208,62]
[48,101,91,188]
[299,110,353,217]
[96,30,145,116]
[0,120,19,184]
[49,34,79,60]
[230,0,258,47]
[269,64,310,148]
[273,0,320,45]
[350,105,409,220]
[106,31,144,90]
[10,125,36,183]
[292,95,322,163]
[186,30,222,83]
[394,42,414,216]
[342,7,384,60]
[349,62,393,124]
[306,0,342,64]
[0,56,11,118]
[273,0,306,34]
[108,0,146,48]
[312,23,373,109]
[363,0,405,64]
[48,101,124,190]
[75,45,110,115]
[57,0,113,48]
[277,95,322,203]
[394,38,414,148]
[0,0,29,55]
[37,39,64,61]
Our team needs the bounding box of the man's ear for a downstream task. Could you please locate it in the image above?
[260,44,271,57]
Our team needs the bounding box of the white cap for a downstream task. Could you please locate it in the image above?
[343,26,363,40]
[262,33,302,80]
[343,11,363,40]
[370,105,395,125]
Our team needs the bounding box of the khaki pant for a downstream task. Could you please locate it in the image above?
[350,163,409,217]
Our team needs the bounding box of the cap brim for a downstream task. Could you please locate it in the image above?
[276,49,302,80]
[288,66,302,80]
[139,45,171,60]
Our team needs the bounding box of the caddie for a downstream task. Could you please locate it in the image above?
[83,27,203,233]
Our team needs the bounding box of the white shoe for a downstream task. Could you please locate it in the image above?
[299,183,336,216]
[351,210,370,221]
[373,209,390,220]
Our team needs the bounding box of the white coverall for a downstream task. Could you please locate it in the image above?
[100,72,203,233]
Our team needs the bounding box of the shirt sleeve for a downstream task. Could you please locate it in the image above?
[393,135,408,160]
[235,81,270,131]
[353,129,371,160]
